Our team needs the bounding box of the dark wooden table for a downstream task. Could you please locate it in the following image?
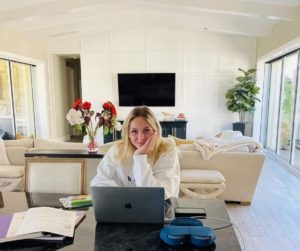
[25,148,104,159]
[0,193,241,251]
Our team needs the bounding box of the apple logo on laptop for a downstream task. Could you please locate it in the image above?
[124,203,132,209]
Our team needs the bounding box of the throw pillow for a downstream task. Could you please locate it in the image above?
[168,135,194,146]
[219,130,242,139]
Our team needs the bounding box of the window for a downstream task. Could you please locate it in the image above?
[0,58,35,139]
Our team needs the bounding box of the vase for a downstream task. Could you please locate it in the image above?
[87,137,98,153]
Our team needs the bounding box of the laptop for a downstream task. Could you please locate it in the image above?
[91,186,165,224]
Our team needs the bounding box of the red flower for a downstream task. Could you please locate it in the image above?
[110,104,117,116]
[102,101,117,116]
[82,101,91,110]
[67,99,119,136]
[102,102,111,110]
[72,98,82,109]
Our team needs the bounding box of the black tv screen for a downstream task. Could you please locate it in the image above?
[118,73,175,106]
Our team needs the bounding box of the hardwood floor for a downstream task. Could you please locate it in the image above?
[226,157,300,251]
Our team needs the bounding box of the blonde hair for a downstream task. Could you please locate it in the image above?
[116,106,171,164]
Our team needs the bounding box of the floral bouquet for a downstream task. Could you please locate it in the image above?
[66,99,121,151]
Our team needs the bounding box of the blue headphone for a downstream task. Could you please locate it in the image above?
[160,217,216,248]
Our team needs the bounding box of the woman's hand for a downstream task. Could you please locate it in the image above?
[134,132,157,155]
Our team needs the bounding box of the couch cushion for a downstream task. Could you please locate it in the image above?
[168,135,194,146]
[4,138,34,148]
[6,147,28,165]
[219,130,243,139]
[180,170,225,184]
[0,165,24,178]
[0,139,10,165]
[34,138,86,149]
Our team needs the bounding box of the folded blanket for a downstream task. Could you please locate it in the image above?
[0,139,10,165]
[193,137,263,160]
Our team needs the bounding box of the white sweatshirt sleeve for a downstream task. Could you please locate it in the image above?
[90,145,120,187]
[133,145,180,199]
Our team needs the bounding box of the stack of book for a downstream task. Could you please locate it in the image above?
[59,194,93,209]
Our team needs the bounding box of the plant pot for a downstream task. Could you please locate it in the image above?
[232,122,246,135]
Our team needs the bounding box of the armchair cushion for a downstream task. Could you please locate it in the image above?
[34,138,85,149]
[181,170,225,184]
[4,138,34,148]
[6,147,28,165]
[0,165,24,178]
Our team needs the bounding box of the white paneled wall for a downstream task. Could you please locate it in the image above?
[48,26,256,141]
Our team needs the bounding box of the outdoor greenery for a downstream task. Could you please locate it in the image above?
[225,68,260,122]
[280,77,295,146]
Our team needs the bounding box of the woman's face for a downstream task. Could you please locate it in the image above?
[129,116,155,149]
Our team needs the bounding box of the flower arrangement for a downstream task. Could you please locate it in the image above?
[66,99,121,150]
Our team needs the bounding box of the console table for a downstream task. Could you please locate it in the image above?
[104,120,188,143]
[0,192,241,251]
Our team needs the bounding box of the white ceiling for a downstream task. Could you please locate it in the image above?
[0,0,300,41]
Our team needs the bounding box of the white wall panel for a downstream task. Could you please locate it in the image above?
[184,51,219,73]
[184,32,221,50]
[111,28,146,50]
[219,50,256,72]
[81,33,110,52]
[81,76,113,106]
[111,52,146,72]
[47,26,257,140]
[215,74,235,116]
[183,75,218,117]
[147,27,184,50]
[81,52,110,76]
[147,52,182,72]
[48,38,80,53]
[221,35,256,50]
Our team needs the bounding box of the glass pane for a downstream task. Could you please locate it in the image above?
[293,55,300,166]
[278,53,298,161]
[11,62,35,138]
[266,60,282,151]
[0,59,14,137]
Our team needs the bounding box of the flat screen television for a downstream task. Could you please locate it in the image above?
[118,73,175,106]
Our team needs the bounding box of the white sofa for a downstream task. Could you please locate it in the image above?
[1,137,266,204]
[0,138,101,192]
[177,143,266,204]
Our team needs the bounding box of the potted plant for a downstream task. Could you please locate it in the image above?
[225,68,260,135]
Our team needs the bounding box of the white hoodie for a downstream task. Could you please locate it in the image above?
[90,140,180,199]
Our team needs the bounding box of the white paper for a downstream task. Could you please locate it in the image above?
[14,207,77,237]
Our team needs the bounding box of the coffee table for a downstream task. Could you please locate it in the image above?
[0,192,241,250]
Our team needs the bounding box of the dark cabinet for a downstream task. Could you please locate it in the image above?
[160,121,187,139]
[104,121,187,143]
[103,129,122,144]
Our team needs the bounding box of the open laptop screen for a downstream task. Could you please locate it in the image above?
[91,186,165,224]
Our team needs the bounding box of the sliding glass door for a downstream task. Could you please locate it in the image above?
[0,59,35,139]
[278,53,298,161]
[266,60,282,152]
[265,51,300,168]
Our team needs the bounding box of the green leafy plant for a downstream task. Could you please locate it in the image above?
[225,68,260,122]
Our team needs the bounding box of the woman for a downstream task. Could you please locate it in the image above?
[91,106,180,199]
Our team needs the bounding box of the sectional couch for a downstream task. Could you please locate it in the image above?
[1,137,265,204]
[177,143,265,204]
[0,138,101,192]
